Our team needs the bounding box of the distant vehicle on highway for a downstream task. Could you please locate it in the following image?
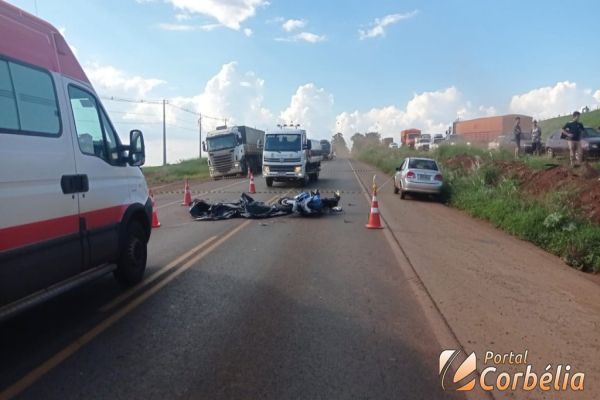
[389,142,399,149]
[393,157,444,200]
[415,134,432,151]
[320,139,333,160]
[0,2,151,321]
[546,128,600,159]
[261,126,322,187]
[444,135,470,146]
[203,125,264,179]
[429,134,446,151]
[401,128,421,148]
[488,134,537,154]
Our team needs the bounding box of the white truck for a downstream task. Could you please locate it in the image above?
[262,127,322,187]
[203,126,265,179]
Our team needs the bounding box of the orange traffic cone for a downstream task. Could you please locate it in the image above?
[248,169,256,194]
[366,176,384,229]
[149,190,161,228]
[181,178,192,206]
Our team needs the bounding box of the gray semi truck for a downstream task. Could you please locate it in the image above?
[203,126,265,179]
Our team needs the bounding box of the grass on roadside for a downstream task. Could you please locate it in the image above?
[142,158,210,187]
[354,143,600,272]
[540,108,600,139]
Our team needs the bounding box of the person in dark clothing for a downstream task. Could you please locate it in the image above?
[562,111,585,167]
[513,116,522,158]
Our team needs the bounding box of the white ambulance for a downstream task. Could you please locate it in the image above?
[0,2,151,320]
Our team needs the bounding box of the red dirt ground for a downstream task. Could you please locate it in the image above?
[445,156,600,224]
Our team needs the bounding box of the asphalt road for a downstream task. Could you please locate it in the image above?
[0,157,467,400]
[8,155,600,399]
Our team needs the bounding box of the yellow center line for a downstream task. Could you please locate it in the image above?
[0,190,289,400]
[98,236,218,313]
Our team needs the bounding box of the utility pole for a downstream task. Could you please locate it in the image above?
[198,114,202,159]
[162,99,166,166]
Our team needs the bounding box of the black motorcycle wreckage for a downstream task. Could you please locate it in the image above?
[189,191,341,221]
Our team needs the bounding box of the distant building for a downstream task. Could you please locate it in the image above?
[453,114,533,144]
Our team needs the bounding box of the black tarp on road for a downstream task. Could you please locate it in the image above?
[189,193,292,221]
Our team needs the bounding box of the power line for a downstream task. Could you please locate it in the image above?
[102,95,227,122]
[101,96,163,105]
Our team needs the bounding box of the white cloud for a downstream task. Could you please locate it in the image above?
[336,87,489,139]
[86,62,276,165]
[85,64,165,98]
[279,83,334,135]
[282,18,306,32]
[359,10,418,40]
[157,22,221,31]
[243,28,253,37]
[175,13,192,21]
[169,62,273,131]
[478,105,497,116]
[161,0,269,30]
[509,81,600,119]
[276,31,326,43]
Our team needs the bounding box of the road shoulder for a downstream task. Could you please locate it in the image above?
[351,158,600,400]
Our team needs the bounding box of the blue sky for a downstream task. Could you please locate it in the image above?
[7,0,600,164]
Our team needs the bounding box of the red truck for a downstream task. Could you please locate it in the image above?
[401,129,421,148]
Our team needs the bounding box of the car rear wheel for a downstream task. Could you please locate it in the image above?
[400,191,406,199]
[114,221,147,286]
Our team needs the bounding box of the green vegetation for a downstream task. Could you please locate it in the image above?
[354,143,600,272]
[539,108,600,139]
[142,158,210,186]
[446,166,600,272]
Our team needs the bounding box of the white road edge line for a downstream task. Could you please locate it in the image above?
[347,159,494,400]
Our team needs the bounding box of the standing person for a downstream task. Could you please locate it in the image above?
[513,116,522,158]
[562,111,585,167]
[531,120,542,156]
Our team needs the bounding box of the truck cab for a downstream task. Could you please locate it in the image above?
[204,126,264,179]
[262,127,322,187]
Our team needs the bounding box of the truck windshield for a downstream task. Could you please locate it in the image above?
[207,134,236,151]
[265,134,301,151]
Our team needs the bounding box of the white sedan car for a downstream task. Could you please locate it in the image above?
[393,157,444,200]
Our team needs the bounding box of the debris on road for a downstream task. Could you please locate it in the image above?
[189,191,342,221]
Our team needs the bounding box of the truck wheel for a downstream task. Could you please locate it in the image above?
[241,160,248,176]
[266,177,273,187]
[114,221,147,286]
